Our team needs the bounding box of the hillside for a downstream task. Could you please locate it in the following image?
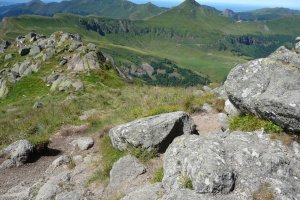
[0,0,167,20]
[223,7,300,21]
[1,0,300,82]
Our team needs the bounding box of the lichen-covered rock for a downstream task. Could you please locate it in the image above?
[121,183,165,200]
[225,46,300,133]
[109,156,146,189]
[0,185,31,200]
[0,140,34,169]
[162,131,300,199]
[109,111,196,152]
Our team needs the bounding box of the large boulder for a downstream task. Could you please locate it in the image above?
[162,131,300,199]
[296,37,300,53]
[109,111,196,152]
[225,46,300,133]
[109,156,146,189]
[0,140,34,169]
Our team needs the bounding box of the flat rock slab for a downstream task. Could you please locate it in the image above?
[109,111,196,152]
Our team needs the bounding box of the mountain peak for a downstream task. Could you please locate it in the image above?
[181,0,201,7]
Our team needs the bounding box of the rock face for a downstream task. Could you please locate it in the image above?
[121,183,165,200]
[0,140,34,169]
[109,111,196,152]
[161,132,300,199]
[225,46,300,133]
[109,156,146,189]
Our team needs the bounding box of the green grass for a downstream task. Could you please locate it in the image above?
[88,134,126,184]
[229,115,283,133]
[127,145,158,163]
[151,167,164,183]
[181,176,193,190]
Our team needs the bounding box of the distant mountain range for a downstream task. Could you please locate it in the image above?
[0,0,167,20]
[223,7,300,21]
[1,0,300,21]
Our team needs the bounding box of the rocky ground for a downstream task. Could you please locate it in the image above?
[0,36,300,200]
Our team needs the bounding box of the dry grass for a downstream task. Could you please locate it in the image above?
[59,124,89,137]
[253,182,275,200]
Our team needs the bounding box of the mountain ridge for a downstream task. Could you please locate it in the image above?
[0,0,167,20]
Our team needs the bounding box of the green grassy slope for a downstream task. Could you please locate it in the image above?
[1,0,300,82]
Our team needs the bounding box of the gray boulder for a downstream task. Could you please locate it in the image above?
[162,131,300,199]
[109,155,146,189]
[29,45,41,56]
[71,137,94,150]
[121,183,165,200]
[224,99,240,117]
[0,40,11,53]
[163,134,235,194]
[0,140,34,169]
[225,46,300,133]
[109,111,196,152]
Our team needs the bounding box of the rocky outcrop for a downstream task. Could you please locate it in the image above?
[163,131,300,199]
[0,40,11,53]
[0,31,111,97]
[225,45,300,133]
[0,140,34,169]
[109,111,196,152]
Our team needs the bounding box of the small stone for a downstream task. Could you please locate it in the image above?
[33,102,43,109]
[71,137,94,150]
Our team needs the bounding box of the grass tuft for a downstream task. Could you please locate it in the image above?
[181,175,193,190]
[127,145,158,163]
[229,115,283,134]
[151,167,164,183]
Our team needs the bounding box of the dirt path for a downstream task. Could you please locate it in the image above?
[0,135,79,194]
[192,111,222,135]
